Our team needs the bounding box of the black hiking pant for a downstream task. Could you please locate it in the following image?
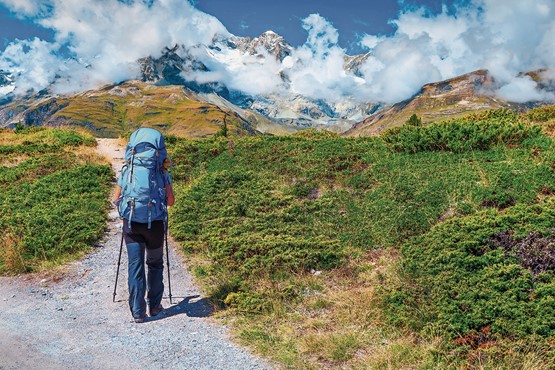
[123,219,164,319]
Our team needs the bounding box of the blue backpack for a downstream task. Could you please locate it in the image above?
[117,128,170,228]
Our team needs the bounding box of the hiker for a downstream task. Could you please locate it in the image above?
[113,128,175,323]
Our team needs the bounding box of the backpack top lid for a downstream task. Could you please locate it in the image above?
[125,127,167,162]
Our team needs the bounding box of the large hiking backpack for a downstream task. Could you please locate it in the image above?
[117,128,170,228]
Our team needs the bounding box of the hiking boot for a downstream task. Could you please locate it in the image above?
[133,315,146,323]
[149,304,164,317]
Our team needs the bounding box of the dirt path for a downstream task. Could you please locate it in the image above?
[0,139,271,370]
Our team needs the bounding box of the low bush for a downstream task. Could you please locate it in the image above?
[383,110,542,153]
[525,105,555,123]
[166,111,555,368]
[0,129,111,274]
[386,203,555,338]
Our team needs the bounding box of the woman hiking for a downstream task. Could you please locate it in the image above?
[113,128,175,323]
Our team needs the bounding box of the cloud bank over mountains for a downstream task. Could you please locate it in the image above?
[1,0,554,104]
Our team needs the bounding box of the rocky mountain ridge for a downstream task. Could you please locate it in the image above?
[346,70,546,136]
[1,30,553,136]
[133,31,377,130]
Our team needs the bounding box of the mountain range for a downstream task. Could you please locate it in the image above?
[0,30,551,137]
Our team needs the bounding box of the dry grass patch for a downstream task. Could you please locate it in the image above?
[0,154,30,167]
[220,249,443,369]
[72,145,111,166]
[0,231,26,274]
[541,122,555,138]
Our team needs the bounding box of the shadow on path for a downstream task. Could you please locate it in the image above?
[147,295,213,322]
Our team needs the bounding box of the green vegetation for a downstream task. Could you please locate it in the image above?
[525,105,555,123]
[389,205,555,337]
[4,105,555,368]
[167,109,555,368]
[384,109,542,153]
[405,113,422,127]
[0,127,112,274]
[48,82,254,138]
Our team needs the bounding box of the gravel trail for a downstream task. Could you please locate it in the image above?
[0,138,272,370]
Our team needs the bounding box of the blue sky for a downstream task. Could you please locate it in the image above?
[0,5,52,46]
[0,0,455,53]
[193,0,454,52]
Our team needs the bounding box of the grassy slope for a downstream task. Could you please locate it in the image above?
[0,127,112,274]
[4,81,257,138]
[168,109,555,369]
[347,71,530,137]
[53,82,256,138]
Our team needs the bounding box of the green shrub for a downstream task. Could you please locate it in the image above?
[385,203,555,338]
[168,124,555,300]
[292,128,340,139]
[405,114,422,127]
[165,112,555,367]
[383,111,541,153]
[0,129,111,274]
[525,105,555,123]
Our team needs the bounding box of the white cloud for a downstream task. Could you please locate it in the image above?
[360,34,382,50]
[496,75,555,103]
[354,0,555,103]
[0,0,49,17]
[0,0,229,95]
[283,14,362,102]
[187,45,284,96]
[0,38,58,95]
[1,0,555,105]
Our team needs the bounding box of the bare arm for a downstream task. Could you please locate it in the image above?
[113,185,122,203]
[166,184,175,207]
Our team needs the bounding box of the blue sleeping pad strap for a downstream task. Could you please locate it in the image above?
[148,202,152,229]
[129,198,135,231]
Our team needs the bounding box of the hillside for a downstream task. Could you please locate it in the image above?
[1,69,552,138]
[166,111,555,369]
[0,127,112,273]
[0,81,261,138]
[347,70,541,136]
[2,110,555,368]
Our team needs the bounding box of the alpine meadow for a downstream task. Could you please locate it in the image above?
[3,108,555,368]
[0,127,112,274]
[163,108,555,368]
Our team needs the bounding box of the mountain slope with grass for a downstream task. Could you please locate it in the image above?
[166,108,555,368]
[347,70,543,136]
[0,81,261,138]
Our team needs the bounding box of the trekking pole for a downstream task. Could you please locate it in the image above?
[112,227,124,302]
[165,219,173,305]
